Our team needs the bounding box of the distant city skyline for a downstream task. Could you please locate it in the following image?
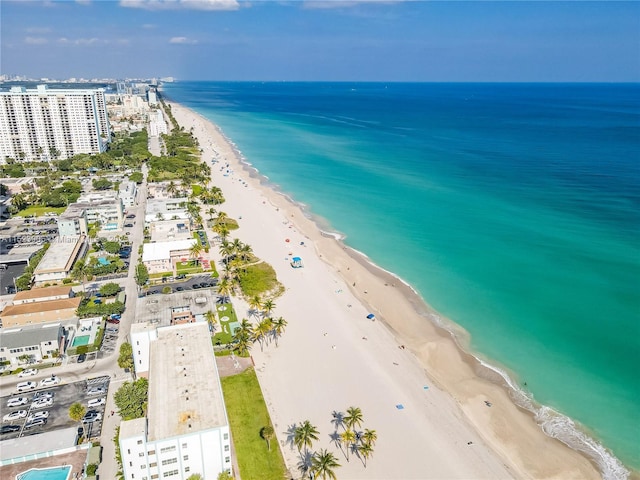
[1,0,638,82]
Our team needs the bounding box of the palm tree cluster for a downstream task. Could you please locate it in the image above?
[217,236,254,287]
[230,298,288,356]
[292,420,341,480]
[332,406,377,467]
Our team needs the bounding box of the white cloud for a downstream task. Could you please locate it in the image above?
[303,0,403,8]
[57,37,105,46]
[142,23,157,29]
[120,0,240,11]
[169,36,198,44]
[25,27,52,34]
[75,0,92,5]
[24,36,48,45]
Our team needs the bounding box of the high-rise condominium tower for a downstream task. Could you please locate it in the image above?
[0,84,111,163]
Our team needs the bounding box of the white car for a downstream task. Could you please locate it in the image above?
[6,397,29,408]
[27,411,50,422]
[87,397,106,408]
[3,410,27,422]
[31,397,53,409]
[16,381,37,392]
[33,391,54,401]
[87,386,106,397]
[39,376,61,387]
[18,368,37,377]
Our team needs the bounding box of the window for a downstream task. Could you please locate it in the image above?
[183,455,188,461]
[184,467,190,473]
[160,446,176,453]
[225,457,230,463]
[161,458,177,466]
[141,465,146,469]
[162,470,178,478]
[181,443,187,449]
[139,452,145,457]
[223,433,229,440]
[224,445,229,452]
[148,450,156,455]
[137,440,143,445]
[151,476,158,479]
[149,463,157,468]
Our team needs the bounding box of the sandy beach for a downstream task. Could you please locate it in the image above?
[167,100,602,480]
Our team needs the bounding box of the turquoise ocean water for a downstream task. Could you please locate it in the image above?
[164,82,639,476]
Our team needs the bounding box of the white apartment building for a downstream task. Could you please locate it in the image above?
[148,110,168,137]
[0,85,111,163]
[145,197,190,224]
[142,238,197,275]
[118,180,138,208]
[33,235,86,286]
[57,209,89,237]
[72,191,125,230]
[119,322,232,480]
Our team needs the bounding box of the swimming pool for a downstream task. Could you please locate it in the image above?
[72,335,90,347]
[16,465,71,480]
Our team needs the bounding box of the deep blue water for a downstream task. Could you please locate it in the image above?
[163,82,640,474]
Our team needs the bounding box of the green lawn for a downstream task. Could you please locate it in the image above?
[221,368,287,480]
[176,261,204,274]
[16,206,67,217]
[213,302,238,346]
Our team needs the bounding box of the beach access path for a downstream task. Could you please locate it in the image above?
[168,100,601,480]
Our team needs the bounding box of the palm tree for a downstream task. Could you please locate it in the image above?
[232,328,252,356]
[238,242,253,262]
[362,428,377,447]
[262,298,276,318]
[219,241,234,270]
[231,238,243,254]
[215,211,228,225]
[189,242,204,265]
[311,449,341,480]
[357,441,374,468]
[204,310,217,332]
[340,429,356,461]
[293,420,319,454]
[254,318,273,352]
[206,207,217,221]
[260,425,275,451]
[167,181,178,197]
[271,316,288,347]
[344,406,364,431]
[217,277,232,303]
[248,294,262,317]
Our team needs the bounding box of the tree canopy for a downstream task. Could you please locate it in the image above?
[114,378,148,420]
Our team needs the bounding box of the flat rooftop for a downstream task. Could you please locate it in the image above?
[147,322,227,441]
[34,236,84,274]
[135,288,217,328]
[141,238,196,262]
[0,426,78,461]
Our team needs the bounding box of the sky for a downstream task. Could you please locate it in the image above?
[1,0,639,82]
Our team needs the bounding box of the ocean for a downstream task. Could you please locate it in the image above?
[163,82,640,476]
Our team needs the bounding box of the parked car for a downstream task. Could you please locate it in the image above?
[24,418,47,429]
[31,397,53,409]
[27,410,50,422]
[0,425,21,434]
[126,214,135,219]
[3,410,27,422]
[6,397,29,408]
[176,286,184,291]
[33,391,54,401]
[18,368,37,377]
[106,318,120,324]
[82,410,102,424]
[77,354,86,363]
[176,274,186,280]
[39,375,60,387]
[87,397,106,408]
[16,381,36,392]
[87,386,106,397]
[124,223,134,228]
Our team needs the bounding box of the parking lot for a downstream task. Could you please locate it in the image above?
[143,274,218,296]
[1,376,110,440]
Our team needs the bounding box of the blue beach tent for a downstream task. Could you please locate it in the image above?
[291,257,303,268]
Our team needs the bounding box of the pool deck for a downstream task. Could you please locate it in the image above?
[0,450,87,479]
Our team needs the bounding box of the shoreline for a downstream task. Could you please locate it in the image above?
[164,98,621,480]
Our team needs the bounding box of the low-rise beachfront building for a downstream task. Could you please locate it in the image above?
[57,209,89,237]
[0,177,37,195]
[149,219,192,243]
[12,285,75,305]
[118,180,137,208]
[119,322,232,480]
[0,323,64,366]
[145,197,190,224]
[66,192,124,231]
[0,296,82,328]
[141,239,197,275]
[33,235,86,286]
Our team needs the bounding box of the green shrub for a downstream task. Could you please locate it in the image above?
[76,346,89,355]
[86,464,98,476]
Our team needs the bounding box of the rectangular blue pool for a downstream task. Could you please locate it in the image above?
[16,465,71,480]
